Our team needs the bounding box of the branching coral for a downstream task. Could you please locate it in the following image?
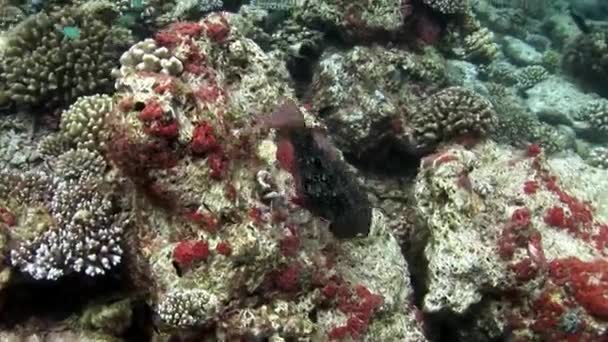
[411,86,497,149]
[516,65,548,91]
[576,99,608,135]
[59,94,114,150]
[0,5,132,109]
[422,0,467,14]
[156,288,221,327]
[563,30,608,97]
[6,147,127,281]
[588,147,608,169]
[113,38,184,78]
[442,13,498,63]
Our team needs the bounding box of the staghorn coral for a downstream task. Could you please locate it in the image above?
[411,86,497,149]
[0,5,132,109]
[59,94,114,150]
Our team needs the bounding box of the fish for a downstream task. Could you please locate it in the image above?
[62,26,81,40]
[569,5,591,34]
[264,99,372,239]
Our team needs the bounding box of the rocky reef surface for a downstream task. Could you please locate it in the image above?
[0,0,607,341]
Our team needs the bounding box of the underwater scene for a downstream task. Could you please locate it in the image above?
[1,0,608,341]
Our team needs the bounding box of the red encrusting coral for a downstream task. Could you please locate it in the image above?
[523,180,539,195]
[207,152,229,179]
[203,16,230,43]
[154,22,203,48]
[138,100,180,139]
[215,241,232,256]
[173,240,210,267]
[549,257,608,320]
[273,262,302,292]
[544,206,566,228]
[527,143,542,157]
[168,22,203,37]
[0,208,16,227]
[187,209,218,233]
[497,207,532,260]
[108,129,180,178]
[138,101,164,121]
[191,121,219,155]
[510,259,539,282]
[249,207,266,226]
[195,85,223,103]
[328,283,384,340]
[280,225,300,257]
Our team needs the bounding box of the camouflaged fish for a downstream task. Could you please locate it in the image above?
[264,99,372,239]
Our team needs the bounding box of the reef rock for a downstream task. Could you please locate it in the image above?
[105,12,425,341]
[415,140,608,340]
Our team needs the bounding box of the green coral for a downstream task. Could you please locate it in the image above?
[0,6,132,109]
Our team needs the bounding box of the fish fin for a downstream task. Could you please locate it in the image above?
[264,98,306,130]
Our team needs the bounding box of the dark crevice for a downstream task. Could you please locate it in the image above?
[0,272,125,328]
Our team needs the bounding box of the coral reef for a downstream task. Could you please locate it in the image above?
[575,99,608,140]
[0,4,132,109]
[422,0,467,14]
[6,154,127,280]
[588,147,608,169]
[410,86,497,149]
[563,29,608,97]
[94,12,425,339]
[2,0,608,340]
[311,45,447,162]
[415,141,608,339]
[58,94,114,151]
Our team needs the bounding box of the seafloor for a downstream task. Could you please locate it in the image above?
[0,0,608,341]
